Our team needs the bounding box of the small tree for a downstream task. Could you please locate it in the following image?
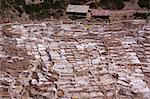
[89,2,99,9]
[100,0,124,10]
[23,4,41,14]
[137,0,150,9]
[133,12,149,19]
[123,0,130,1]
[68,0,88,5]
[114,0,125,10]
[15,0,25,5]
[52,1,63,9]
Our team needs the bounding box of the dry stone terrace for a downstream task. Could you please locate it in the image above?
[0,20,150,99]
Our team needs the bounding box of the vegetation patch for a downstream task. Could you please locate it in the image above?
[133,12,150,19]
[137,0,150,9]
[69,14,85,20]
[68,0,88,5]
[23,0,64,20]
[99,0,125,10]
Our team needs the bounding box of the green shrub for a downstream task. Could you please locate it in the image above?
[99,0,125,10]
[1,0,8,8]
[36,9,50,20]
[89,2,99,9]
[137,0,150,9]
[15,0,25,5]
[123,0,130,1]
[23,0,65,20]
[99,0,114,9]
[42,2,52,9]
[14,6,23,14]
[69,15,85,20]
[44,0,53,2]
[68,0,88,5]
[52,1,63,9]
[133,12,149,19]
[23,4,41,14]
[23,0,64,14]
[115,0,125,10]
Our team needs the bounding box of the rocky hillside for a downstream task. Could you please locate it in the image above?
[0,0,149,23]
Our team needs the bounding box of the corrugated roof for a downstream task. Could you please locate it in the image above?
[66,4,89,14]
[91,9,110,16]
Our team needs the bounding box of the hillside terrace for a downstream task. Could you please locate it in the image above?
[0,20,150,99]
